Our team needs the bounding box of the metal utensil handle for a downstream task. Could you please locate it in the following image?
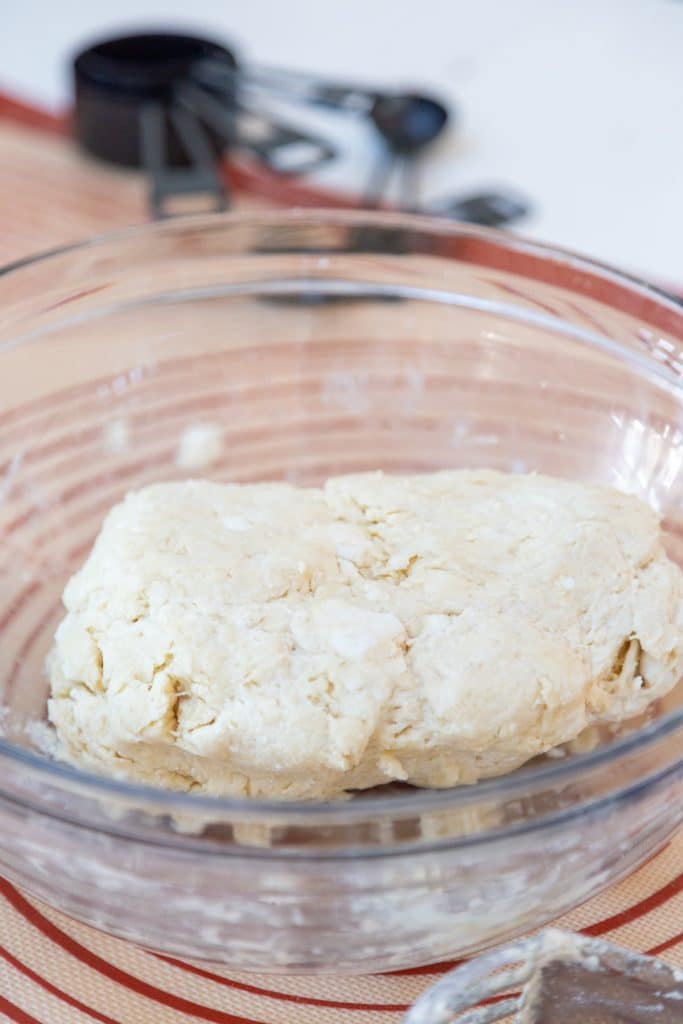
[139,99,228,218]
[403,929,683,1024]
[189,61,338,174]
[404,941,536,1023]
[196,56,381,113]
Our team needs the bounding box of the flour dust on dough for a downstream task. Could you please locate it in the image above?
[47,470,683,799]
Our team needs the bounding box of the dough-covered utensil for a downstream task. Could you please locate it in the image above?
[404,929,683,1023]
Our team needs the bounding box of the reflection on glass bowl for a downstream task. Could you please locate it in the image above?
[0,210,681,972]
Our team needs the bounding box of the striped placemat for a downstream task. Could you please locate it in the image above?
[0,836,680,1024]
[0,94,680,1023]
[0,91,356,267]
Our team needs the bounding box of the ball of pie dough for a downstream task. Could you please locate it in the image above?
[47,470,683,799]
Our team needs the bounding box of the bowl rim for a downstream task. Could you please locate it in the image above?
[0,208,681,831]
[0,206,681,317]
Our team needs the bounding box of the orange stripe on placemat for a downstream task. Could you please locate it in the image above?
[583,873,683,937]
[0,993,43,1024]
[0,880,272,1024]
[155,955,409,1013]
[0,946,118,1024]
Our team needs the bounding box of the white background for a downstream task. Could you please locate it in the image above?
[2,0,682,284]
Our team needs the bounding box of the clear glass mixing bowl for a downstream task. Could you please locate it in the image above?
[0,210,681,973]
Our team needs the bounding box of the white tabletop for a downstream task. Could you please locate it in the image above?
[2,0,682,284]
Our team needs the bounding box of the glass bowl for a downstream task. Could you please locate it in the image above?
[0,210,681,974]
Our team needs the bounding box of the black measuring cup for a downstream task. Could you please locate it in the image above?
[73,32,336,216]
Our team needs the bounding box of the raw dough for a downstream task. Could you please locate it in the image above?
[47,470,683,799]
[175,422,224,471]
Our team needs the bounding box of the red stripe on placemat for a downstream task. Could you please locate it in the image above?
[2,875,411,1014]
[7,868,681,993]
[0,89,359,212]
[0,92,65,134]
[1,874,681,1021]
[0,945,118,1024]
[583,873,683,937]
[0,993,43,1024]
[0,880,272,1024]
[385,957,464,977]
[225,158,360,211]
[44,284,110,313]
[565,299,612,337]
[387,865,683,977]
[155,955,409,1013]
[646,931,683,957]
[483,278,562,319]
